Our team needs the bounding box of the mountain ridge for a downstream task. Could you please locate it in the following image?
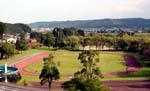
[29,18,150,29]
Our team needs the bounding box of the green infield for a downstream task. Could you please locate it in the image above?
[24,50,126,75]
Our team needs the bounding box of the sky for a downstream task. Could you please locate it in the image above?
[0,0,150,23]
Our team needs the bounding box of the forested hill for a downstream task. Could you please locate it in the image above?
[0,22,32,34]
[29,18,150,28]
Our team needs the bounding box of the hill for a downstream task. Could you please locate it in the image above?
[0,22,32,34]
[29,18,150,29]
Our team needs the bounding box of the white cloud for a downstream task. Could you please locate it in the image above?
[0,0,150,23]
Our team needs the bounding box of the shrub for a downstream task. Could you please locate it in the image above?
[62,78,110,91]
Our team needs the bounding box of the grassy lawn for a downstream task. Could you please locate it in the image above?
[25,50,126,75]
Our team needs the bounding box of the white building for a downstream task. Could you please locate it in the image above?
[0,34,17,43]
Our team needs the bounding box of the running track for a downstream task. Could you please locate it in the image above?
[8,52,145,91]
[9,53,141,77]
[10,52,49,76]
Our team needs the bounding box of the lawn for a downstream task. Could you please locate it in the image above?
[25,50,126,75]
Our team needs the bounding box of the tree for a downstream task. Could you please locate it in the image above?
[117,39,128,50]
[0,22,5,39]
[65,36,79,50]
[62,51,109,91]
[43,33,55,49]
[53,28,65,48]
[15,39,28,52]
[39,54,60,89]
[143,49,150,61]
[77,29,85,36]
[0,42,14,59]
[63,27,77,36]
[92,35,105,50]
[75,50,103,78]
[80,36,92,50]
[30,32,42,42]
[128,41,139,52]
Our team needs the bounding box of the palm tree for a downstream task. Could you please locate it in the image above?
[39,54,60,90]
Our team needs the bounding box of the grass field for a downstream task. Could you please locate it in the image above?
[24,50,126,75]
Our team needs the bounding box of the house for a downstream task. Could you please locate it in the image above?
[0,34,17,43]
[6,38,17,43]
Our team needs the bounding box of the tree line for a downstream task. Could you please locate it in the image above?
[1,23,150,65]
[30,27,150,52]
[31,27,150,66]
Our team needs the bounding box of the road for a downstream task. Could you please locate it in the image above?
[0,82,46,91]
[1,80,149,91]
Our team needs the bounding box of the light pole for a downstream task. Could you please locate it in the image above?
[4,63,8,83]
[4,54,8,83]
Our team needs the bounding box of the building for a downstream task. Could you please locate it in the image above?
[0,34,17,43]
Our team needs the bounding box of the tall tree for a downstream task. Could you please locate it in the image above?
[15,32,28,52]
[62,51,108,91]
[53,28,65,48]
[43,33,55,49]
[75,50,103,78]
[15,39,28,52]
[39,54,60,89]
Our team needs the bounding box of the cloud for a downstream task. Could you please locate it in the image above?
[0,0,150,23]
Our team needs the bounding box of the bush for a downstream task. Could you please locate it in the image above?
[62,78,110,91]
[7,73,22,83]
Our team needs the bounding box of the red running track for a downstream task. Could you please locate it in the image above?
[15,52,49,76]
